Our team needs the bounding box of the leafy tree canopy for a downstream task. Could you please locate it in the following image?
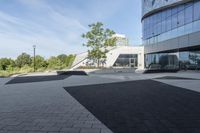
[47,56,63,70]
[31,55,48,70]
[15,53,31,68]
[82,22,116,67]
[0,58,15,70]
[57,54,67,64]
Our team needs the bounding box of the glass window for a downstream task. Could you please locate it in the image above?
[184,22,193,34]
[154,23,158,36]
[149,16,153,37]
[194,1,200,21]
[178,4,184,12]
[157,22,162,35]
[146,28,150,39]
[166,9,172,17]
[177,26,184,36]
[142,1,200,44]
[157,12,162,23]
[177,10,184,27]
[142,21,144,30]
[184,3,193,24]
[171,7,178,15]
[161,10,167,21]
[171,7,178,29]
[113,54,138,68]
[193,20,200,32]
[161,10,167,33]
[166,15,172,31]
[145,18,149,39]
[161,19,166,33]
[171,13,178,29]
[166,9,172,31]
[151,14,156,25]
[146,53,179,70]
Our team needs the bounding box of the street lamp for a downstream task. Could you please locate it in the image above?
[33,45,36,72]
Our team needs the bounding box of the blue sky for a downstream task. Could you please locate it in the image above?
[0,0,141,58]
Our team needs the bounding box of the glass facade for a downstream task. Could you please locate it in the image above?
[142,0,200,45]
[145,51,200,70]
[113,54,138,68]
[142,0,182,17]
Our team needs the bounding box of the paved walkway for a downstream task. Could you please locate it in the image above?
[0,71,200,133]
[0,76,113,133]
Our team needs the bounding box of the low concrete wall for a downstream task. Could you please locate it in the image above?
[85,68,136,74]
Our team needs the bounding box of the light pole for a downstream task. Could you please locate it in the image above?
[33,45,36,72]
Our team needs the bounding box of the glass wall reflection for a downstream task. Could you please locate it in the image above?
[113,54,138,68]
[179,51,200,70]
[145,51,200,70]
[142,0,200,45]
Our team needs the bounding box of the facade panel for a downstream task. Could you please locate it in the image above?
[142,0,183,17]
[142,0,200,70]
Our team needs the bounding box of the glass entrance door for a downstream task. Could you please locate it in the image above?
[129,58,136,68]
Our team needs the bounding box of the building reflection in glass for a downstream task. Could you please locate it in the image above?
[142,0,200,45]
[113,54,138,68]
[145,51,200,70]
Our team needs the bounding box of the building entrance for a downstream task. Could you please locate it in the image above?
[113,54,138,68]
[129,58,137,68]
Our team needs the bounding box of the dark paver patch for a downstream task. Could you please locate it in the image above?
[64,80,200,133]
[154,76,200,80]
[57,70,87,76]
[6,75,69,84]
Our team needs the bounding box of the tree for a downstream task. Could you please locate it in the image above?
[57,54,67,65]
[65,54,75,67]
[0,58,15,70]
[31,55,47,70]
[15,53,32,68]
[57,54,75,68]
[82,22,116,67]
[47,56,63,70]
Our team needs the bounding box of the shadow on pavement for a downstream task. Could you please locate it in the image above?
[6,75,69,84]
[65,80,200,133]
[6,71,88,85]
[154,76,200,80]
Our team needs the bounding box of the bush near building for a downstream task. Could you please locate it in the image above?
[0,53,75,77]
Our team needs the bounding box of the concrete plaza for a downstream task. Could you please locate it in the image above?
[0,71,200,133]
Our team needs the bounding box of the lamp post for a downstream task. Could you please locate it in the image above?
[33,45,36,72]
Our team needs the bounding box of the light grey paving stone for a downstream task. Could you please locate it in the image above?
[2,131,27,133]
[36,122,56,127]
[73,123,92,128]
[0,118,22,126]
[41,126,61,132]
[80,128,101,133]
[22,125,43,131]
[0,78,11,87]
[28,131,47,133]
[60,127,80,133]
[154,79,200,93]
[54,123,73,128]
[2,125,25,131]
[0,76,113,133]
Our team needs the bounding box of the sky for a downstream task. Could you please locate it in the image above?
[0,0,142,58]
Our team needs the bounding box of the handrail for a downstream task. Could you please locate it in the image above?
[70,57,87,69]
[70,46,118,69]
